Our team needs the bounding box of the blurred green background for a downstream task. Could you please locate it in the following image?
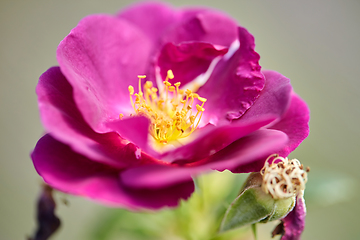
[1,0,359,239]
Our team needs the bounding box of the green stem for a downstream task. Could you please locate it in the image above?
[251,224,257,240]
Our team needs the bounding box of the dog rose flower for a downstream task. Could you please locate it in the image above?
[31,2,309,210]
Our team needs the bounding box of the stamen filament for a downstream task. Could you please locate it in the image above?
[128,86,135,111]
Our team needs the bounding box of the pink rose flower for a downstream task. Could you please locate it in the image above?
[32,2,309,212]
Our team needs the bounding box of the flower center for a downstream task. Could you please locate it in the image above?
[125,70,207,145]
[260,154,309,199]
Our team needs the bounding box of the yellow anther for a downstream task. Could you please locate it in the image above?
[172,104,178,111]
[135,95,140,102]
[185,89,192,96]
[163,81,171,87]
[167,70,174,79]
[168,86,175,92]
[196,104,205,112]
[128,86,134,95]
[119,113,124,119]
[146,88,152,95]
[151,87,158,93]
[174,82,181,87]
[138,75,146,79]
[151,93,158,100]
[192,93,199,99]
[197,96,207,102]
[145,81,153,88]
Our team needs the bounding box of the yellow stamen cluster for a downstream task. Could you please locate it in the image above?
[260,154,309,199]
[126,70,207,144]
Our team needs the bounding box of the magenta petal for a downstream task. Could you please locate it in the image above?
[118,2,180,45]
[204,129,288,171]
[161,115,276,163]
[121,164,198,189]
[37,67,144,168]
[57,14,153,132]
[239,70,293,122]
[157,42,228,86]
[105,116,160,159]
[122,179,194,209]
[121,129,287,189]
[198,27,265,123]
[281,195,306,240]
[117,3,206,84]
[31,134,131,207]
[270,93,310,157]
[163,8,238,47]
[119,3,237,47]
[32,134,194,209]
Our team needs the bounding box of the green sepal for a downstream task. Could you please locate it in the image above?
[269,195,295,222]
[219,186,274,232]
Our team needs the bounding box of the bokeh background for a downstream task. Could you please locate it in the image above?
[1,0,359,239]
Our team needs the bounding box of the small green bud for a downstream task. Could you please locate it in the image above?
[219,173,295,232]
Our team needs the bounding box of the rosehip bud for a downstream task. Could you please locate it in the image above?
[220,154,308,233]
